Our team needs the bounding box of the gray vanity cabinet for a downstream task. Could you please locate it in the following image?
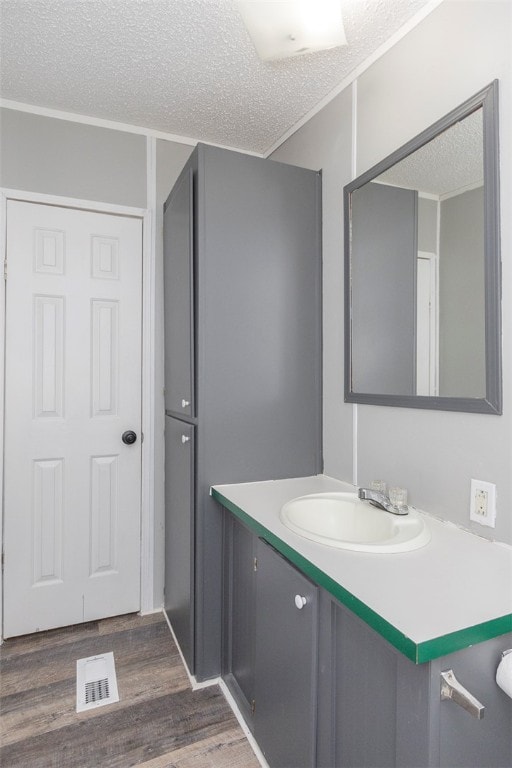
[254,538,319,768]
[324,601,434,768]
[221,507,512,768]
[433,639,512,768]
[223,514,318,768]
[326,601,512,768]
[330,603,400,767]
[223,512,256,723]
[164,144,322,681]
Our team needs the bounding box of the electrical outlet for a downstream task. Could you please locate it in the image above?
[470,479,496,527]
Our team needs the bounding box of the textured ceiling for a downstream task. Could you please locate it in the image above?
[1,0,436,154]
[377,109,483,197]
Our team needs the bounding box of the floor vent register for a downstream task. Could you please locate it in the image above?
[76,651,120,713]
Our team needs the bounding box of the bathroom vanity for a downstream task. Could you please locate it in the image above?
[213,475,512,768]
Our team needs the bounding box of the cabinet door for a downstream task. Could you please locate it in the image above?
[223,515,257,725]
[254,539,318,768]
[163,167,195,418]
[164,417,195,670]
[332,602,399,768]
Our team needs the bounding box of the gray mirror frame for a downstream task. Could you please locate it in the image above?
[344,80,502,414]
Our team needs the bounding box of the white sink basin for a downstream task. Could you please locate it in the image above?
[280,492,430,553]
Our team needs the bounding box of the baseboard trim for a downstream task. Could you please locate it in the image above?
[218,677,269,768]
[161,609,268,767]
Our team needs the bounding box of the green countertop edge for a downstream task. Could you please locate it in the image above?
[212,488,512,665]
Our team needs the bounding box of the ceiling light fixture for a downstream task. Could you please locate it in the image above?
[237,0,347,61]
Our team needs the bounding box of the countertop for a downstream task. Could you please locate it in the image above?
[212,475,512,664]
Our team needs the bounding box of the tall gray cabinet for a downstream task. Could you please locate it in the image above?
[163,144,322,681]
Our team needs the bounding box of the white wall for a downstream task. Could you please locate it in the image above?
[271,0,512,544]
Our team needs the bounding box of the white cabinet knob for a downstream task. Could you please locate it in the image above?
[295,595,307,610]
[181,434,190,444]
[181,399,190,408]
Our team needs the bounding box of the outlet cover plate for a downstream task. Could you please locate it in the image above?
[470,479,496,527]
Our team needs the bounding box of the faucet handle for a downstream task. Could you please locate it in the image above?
[389,487,408,510]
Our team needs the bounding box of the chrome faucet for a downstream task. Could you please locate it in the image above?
[358,487,409,516]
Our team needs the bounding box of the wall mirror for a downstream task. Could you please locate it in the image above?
[344,80,501,414]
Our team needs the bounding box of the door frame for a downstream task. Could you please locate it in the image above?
[0,188,156,639]
[417,250,439,396]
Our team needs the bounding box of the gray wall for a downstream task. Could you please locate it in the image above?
[0,108,147,207]
[439,187,485,398]
[271,0,512,545]
[417,196,438,253]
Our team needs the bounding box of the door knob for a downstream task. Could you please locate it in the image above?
[181,399,190,408]
[295,595,307,610]
[181,434,190,444]
[122,430,137,445]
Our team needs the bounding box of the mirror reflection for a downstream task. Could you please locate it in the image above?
[345,82,501,413]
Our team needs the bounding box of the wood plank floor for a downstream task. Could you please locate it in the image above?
[0,612,261,768]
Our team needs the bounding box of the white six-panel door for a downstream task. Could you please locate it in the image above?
[3,200,142,637]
